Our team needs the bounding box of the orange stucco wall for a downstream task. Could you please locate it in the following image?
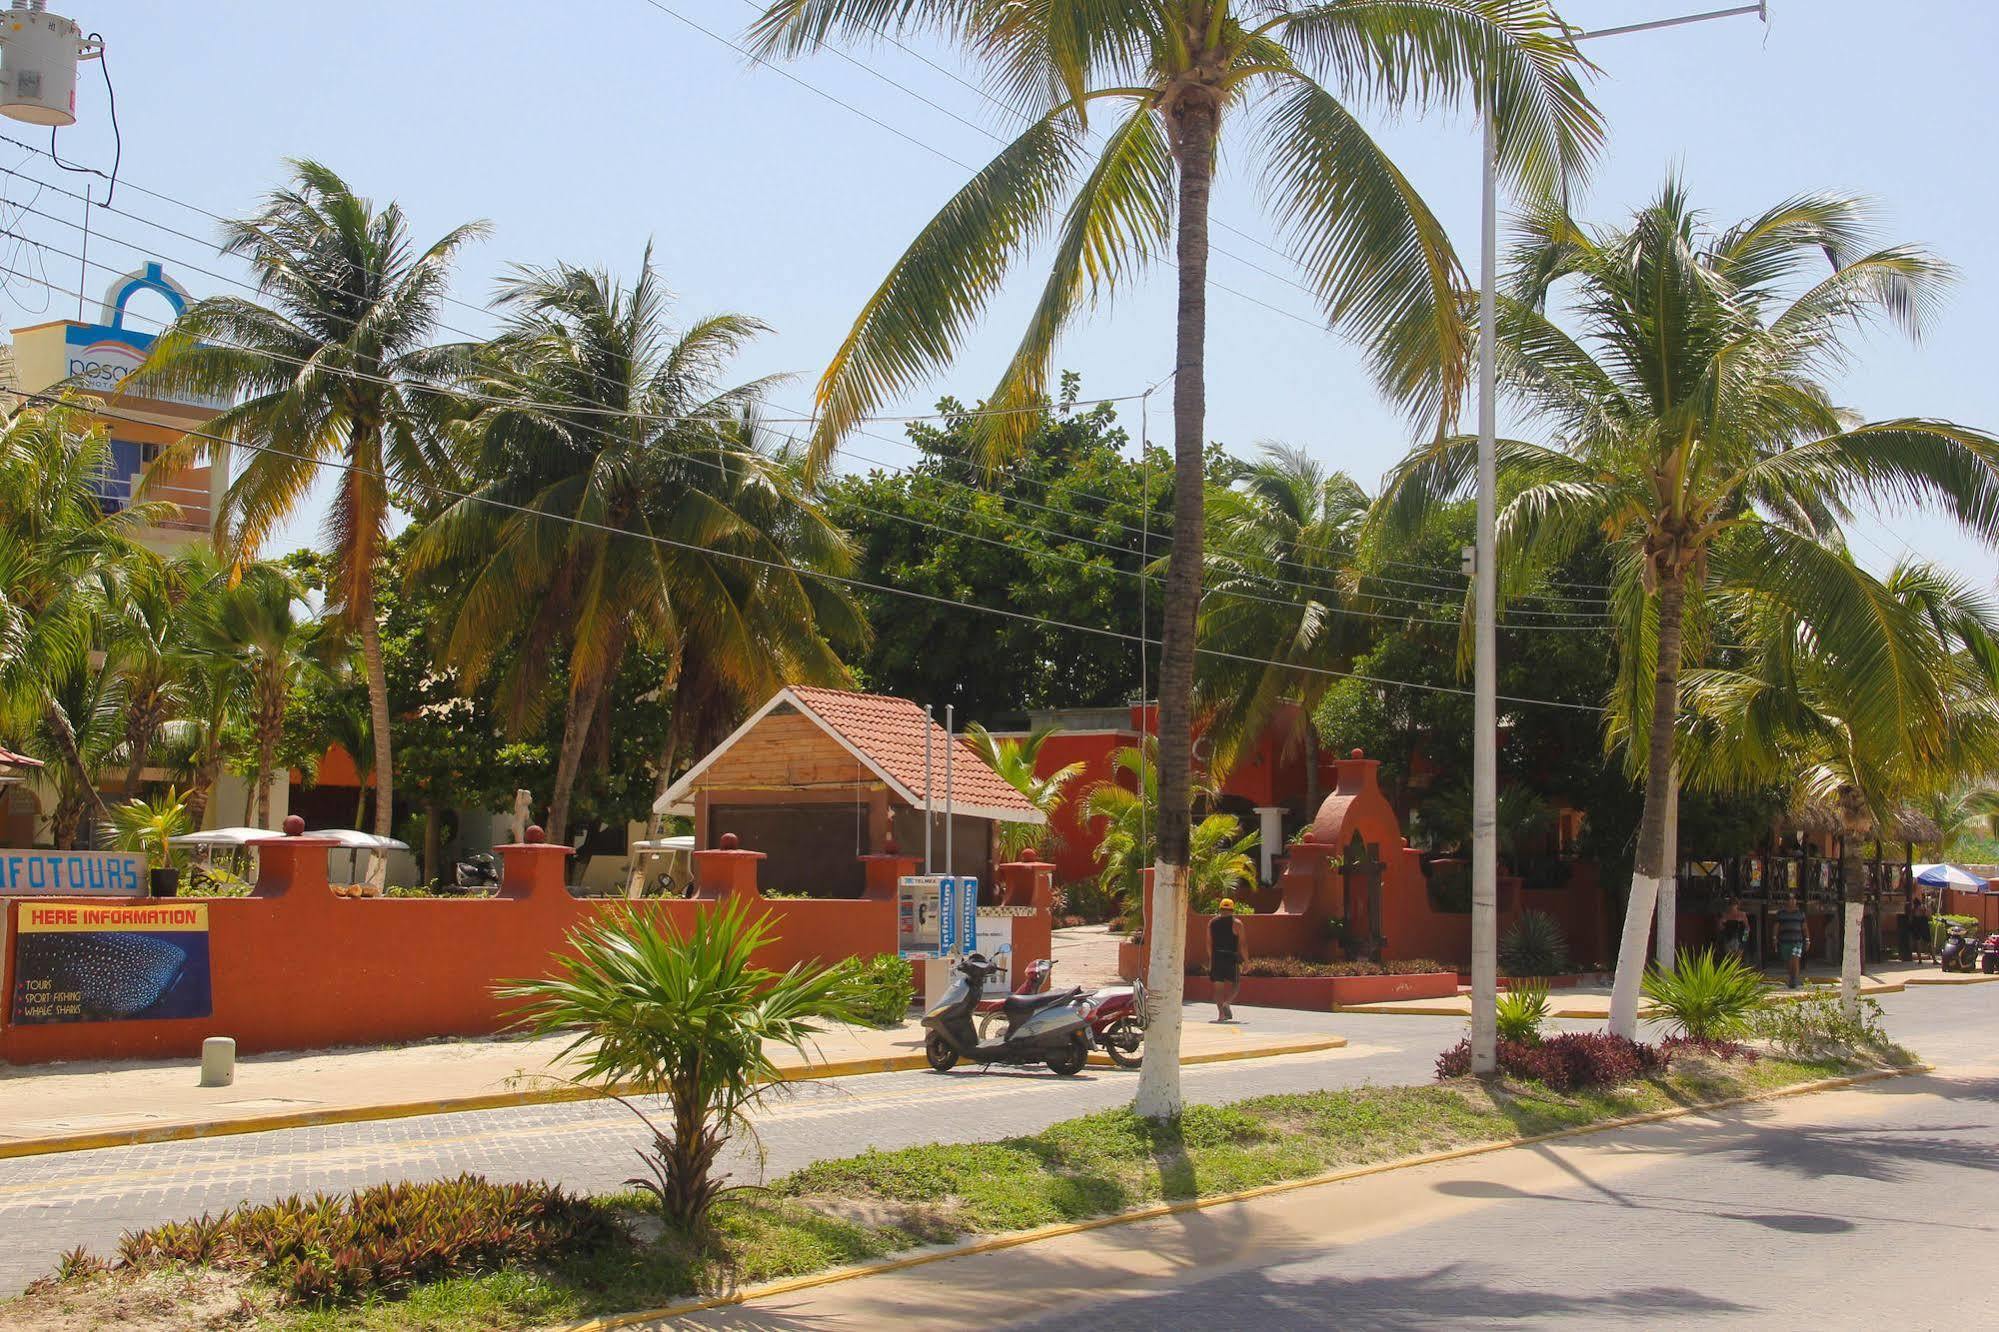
[0,833,1049,1065]
[1028,703,1339,889]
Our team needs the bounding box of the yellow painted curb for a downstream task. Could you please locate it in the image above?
[558,1061,1928,1332]
[1904,973,1999,986]
[0,1037,1346,1162]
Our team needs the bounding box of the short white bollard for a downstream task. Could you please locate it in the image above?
[199,1036,236,1088]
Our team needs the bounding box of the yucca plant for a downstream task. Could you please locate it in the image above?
[1498,910,1569,979]
[101,787,192,873]
[499,900,854,1231]
[1495,981,1550,1044]
[1642,949,1768,1041]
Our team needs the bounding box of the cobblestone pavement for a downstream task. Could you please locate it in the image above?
[1,987,1978,1296]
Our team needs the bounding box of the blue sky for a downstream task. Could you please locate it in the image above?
[6,0,1996,588]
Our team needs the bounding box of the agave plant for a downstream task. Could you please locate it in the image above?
[499,899,853,1230]
[1498,910,1569,979]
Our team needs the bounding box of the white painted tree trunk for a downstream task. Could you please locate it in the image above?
[1608,871,1660,1038]
[1840,899,1865,1019]
[1654,764,1679,971]
[1135,861,1186,1119]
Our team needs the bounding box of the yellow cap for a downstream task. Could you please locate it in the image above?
[1218,898,1236,912]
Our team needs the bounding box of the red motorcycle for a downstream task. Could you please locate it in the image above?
[981,959,1147,1068]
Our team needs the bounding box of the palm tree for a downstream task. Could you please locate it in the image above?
[0,399,168,841]
[1679,559,1999,1017]
[186,561,330,828]
[751,0,1599,1117]
[500,900,854,1231]
[962,721,1086,860]
[134,161,489,877]
[648,425,868,794]
[414,251,855,844]
[1196,443,1368,810]
[1186,812,1259,913]
[1082,738,1220,908]
[1380,182,1999,1036]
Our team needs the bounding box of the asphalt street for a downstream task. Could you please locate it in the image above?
[1000,983,1999,1332]
[1,984,1990,1303]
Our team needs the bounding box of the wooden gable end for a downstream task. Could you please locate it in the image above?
[697,710,878,793]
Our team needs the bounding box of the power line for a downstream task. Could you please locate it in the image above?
[10,387,1610,715]
[628,0,1337,332]
[0,145,1613,619]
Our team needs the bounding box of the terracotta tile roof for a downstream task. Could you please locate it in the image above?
[0,745,43,770]
[785,686,1041,821]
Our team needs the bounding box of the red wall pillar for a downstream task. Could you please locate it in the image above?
[692,833,764,902]
[495,825,573,901]
[996,848,1056,909]
[858,839,920,901]
[250,816,336,899]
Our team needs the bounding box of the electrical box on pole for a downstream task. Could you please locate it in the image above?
[0,2,102,127]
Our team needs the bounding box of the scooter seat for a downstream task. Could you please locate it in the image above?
[1001,986,1082,1018]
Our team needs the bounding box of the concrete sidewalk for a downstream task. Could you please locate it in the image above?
[0,1013,1342,1159]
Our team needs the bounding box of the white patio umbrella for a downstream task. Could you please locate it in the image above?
[167,826,271,847]
[309,828,411,883]
[1912,863,1983,891]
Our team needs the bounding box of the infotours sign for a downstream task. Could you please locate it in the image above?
[9,902,212,1024]
[0,849,146,896]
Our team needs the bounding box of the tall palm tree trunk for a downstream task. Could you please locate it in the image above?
[45,701,107,843]
[1608,575,1687,1037]
[252,672,284,829]
[548,625,627,846]
[122,695,163,795]
[1138,93,1216,1121]
[358,599,395,887]
[1836,788,1871,1020]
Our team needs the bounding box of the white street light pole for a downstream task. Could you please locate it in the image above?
[1470,100,1500,1074]
[1469,2,1765,1074]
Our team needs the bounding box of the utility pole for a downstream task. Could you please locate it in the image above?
[1469,2,1765,1074]
[1470,97,1500,1074]
[924,704,934,875]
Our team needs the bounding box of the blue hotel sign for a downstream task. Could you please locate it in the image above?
[0,850,147,897]
[63,262,229,411]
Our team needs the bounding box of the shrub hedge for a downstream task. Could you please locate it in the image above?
[1436,1032,1670,1091]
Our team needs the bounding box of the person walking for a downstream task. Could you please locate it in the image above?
[1773,894,1810,989]
[1209,900,1247,1023]
[1719,899,1750,962]
[1903,882,1932,962]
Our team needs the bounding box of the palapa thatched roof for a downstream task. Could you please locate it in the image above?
[1780,801,1941,845]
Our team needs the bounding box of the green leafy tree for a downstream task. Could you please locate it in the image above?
[135,160,489,877]
[499,900,854,1231]
[1379,181,1999,1036]
[752,0,1599,1118]
[821,383,1171,718]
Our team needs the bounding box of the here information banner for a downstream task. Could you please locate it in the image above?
[9,902,212,1024]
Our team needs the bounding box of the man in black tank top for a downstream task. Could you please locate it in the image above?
[1209,899,1246,1022]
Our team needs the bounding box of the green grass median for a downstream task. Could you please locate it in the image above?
[0,1052,1885,1332]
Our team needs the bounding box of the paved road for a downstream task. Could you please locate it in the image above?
[0,985,1986,1298]
[999,983,1999,1332]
